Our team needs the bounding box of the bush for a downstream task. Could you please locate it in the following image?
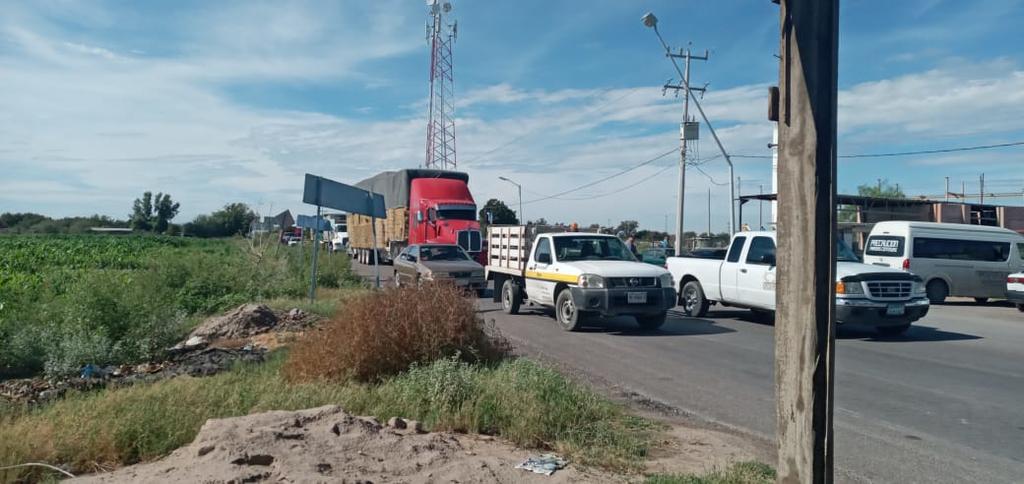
[285,283,508,382]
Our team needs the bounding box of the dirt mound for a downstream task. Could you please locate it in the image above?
[189,303,279,340]
[69,405,621,483]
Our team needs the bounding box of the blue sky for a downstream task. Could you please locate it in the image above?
[1,0,1022,232]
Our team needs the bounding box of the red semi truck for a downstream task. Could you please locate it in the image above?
[348,169,485,264]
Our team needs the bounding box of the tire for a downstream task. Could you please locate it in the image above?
[974,297,989,304]
[1017,303,1024,313]
[501,279,522,315]
[555,289,584,331]
[750,309,775,323]
[877,324,911,336]
[925,279,948,304]
[679,281,710,318]
[636,312,667,330]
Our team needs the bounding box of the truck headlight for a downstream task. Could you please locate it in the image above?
[835,280,863,295]
[659,273,675,288]
[578,274,605,288]
[912,280,926,295]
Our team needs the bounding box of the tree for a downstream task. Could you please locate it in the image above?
[153,193,180,233]
[184,203,258,238]
[615,220,640,236]
[478,198,518,229]
[130,192,154,231]
[839,180,905,222]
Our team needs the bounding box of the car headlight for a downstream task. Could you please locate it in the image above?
[659,273,675,288]
[835,280,864,295]
[578,273,605,288]
[421,270,434,281]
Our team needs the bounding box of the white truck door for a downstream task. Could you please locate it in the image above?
[719,236,747,302]
[738,236,777,309]
[525,237,558,306]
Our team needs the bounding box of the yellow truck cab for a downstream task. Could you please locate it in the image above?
[485,226,676,331]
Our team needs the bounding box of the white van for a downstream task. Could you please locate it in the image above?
[863,221,1024,303]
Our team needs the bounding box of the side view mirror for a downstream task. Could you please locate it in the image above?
[416,211,423,223]
[761,254,776,266]
[536,253,552,264]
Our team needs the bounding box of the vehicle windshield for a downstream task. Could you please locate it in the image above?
[553,236,637,262]
[419,245,471,261]
[836,239,860,262]
[436,207,476,221]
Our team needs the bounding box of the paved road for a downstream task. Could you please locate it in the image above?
[352,263,1024,483]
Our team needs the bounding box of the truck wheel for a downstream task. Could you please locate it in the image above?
[877,324,911,336]
[501,280,522,315]
[680,281,710,318]
[636,312,667,331]
[926,280,948,304]
[556,289,584,331]
[973,297,988,304]
[1017,303,1024,312]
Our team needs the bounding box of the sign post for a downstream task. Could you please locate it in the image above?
[302,174,387,294]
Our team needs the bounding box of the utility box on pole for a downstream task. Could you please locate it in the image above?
[682,121,700,140]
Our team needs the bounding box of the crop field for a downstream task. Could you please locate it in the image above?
[0,234,359,378]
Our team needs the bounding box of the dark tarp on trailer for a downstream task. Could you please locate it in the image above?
[354,169,469,209]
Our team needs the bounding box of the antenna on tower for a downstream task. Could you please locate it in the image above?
[424,0,458,170]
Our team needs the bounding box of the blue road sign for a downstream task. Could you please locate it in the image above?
[303,174,386,218]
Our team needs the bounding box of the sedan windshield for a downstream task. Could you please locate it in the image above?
[553,236,636,262]
[419,245,470,261]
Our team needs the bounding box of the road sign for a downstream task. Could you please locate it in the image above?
[303,174,386,218]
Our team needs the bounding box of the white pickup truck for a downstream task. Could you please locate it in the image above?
[485,226,676,331]
[666,231,930,335]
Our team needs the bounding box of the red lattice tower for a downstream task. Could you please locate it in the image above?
[424,0,457,170]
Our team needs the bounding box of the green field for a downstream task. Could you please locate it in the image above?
[0,234,359,378]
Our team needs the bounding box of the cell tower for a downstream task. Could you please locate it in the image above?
[424,0,457,170]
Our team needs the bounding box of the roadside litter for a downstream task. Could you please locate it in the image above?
[515,454,568,476]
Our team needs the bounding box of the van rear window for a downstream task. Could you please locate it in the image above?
[865,236,905,257]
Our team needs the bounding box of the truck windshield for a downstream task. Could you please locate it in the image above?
[836,239,860,262]
[419,245,471,261]
[553,236,636,262]
[436,206,476,221]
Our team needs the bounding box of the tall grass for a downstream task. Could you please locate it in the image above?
[285,283,509,382]
[0,236,361,378]
[0,353,654,482]
[644,462,775,484]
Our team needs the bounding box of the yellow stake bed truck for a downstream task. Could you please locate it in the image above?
[485,226,677,331]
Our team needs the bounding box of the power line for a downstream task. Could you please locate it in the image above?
[521,148,677,205]
[732,139,1024,159]
[461,86,645,166]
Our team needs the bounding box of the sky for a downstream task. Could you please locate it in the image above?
[1,0,1023,233]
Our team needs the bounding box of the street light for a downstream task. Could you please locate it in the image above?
[642,11,736,235]
[498,176,523,224]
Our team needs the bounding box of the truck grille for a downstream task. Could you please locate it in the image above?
[607,277,659,288]
[457,230,482,253]
[448,271,472,278]
[866,281,912,299]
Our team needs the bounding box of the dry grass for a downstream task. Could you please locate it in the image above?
[284,283,509,383]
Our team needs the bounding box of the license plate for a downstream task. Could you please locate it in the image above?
[627,292,647,304]
[886,303,905,316]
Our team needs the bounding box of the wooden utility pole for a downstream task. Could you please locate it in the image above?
[775,1,840,483]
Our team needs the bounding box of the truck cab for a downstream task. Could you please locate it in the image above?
[409,178,484,264]
[487,227,676,331]
[666,231,930,335]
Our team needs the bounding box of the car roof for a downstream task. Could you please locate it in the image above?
[872,220,1021,236]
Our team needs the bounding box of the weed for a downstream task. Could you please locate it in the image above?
[645,461,776,484]
[284,283,509,382]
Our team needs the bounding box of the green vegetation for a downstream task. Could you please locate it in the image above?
[645,462,776,484]
[0,234,360,377]
[0,354,655,481]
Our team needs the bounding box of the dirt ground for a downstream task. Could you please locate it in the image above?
[68,405,628,484]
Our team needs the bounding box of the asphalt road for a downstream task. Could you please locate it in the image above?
[352,263,1024,483]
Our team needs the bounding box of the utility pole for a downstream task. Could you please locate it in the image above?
[962,180,967,201]
[945,176,950,202]
[980,173,985,205]
[658,41,707,255]
[775,0,839,483]
[759,184,764,229]
[738,176,743,229]
[707,187,712,237]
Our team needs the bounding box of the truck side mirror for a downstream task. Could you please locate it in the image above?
[416,211,423,223]
[536,253,551,264]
